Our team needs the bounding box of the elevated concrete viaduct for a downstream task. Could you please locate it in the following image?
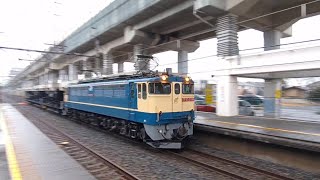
[8,0,320,117]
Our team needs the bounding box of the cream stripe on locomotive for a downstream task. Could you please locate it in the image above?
[67,101,139,112]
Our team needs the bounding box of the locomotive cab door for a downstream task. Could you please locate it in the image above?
[128,82,137,121]
[172,83,182,112]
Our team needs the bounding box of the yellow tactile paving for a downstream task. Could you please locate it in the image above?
[0,111,22,180]
[0,104,96,180]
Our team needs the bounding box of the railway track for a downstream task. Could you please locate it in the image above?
[168,149,294,180]
[22,104,295,180]
[7,96,314,180]
[26,111,140,180]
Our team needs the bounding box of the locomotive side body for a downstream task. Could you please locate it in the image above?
[65,80,133,121]
[65,75,195,148]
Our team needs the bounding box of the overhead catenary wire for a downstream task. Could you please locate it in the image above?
[0,46,95,58]
[18,58,50,62]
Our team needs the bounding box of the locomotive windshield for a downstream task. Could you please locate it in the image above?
[182,84,194,94]
[149,83,171,94]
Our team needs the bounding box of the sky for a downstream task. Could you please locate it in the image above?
[0,0,114,82]
[0,0,320,86]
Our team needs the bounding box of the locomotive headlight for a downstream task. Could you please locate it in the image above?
[161,75,168,81]
[185,77,191,82]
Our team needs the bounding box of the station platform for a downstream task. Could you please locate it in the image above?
[0,104,95,180]
[194,112,320,152]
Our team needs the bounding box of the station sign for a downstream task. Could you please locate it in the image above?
[205,84,213,105]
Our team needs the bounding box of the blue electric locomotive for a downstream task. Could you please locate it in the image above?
[64,71,195,149]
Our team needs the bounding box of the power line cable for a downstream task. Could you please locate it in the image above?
[0,46,95,58]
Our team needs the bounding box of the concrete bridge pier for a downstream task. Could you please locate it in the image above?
[48,70,58,89]
[82,60,92,78]
[216,14,239,116]
[264,79,282,118]
[22,80,33,90]
[39,73,45,86]
[39,75,43,86]
[32,78,39,87]
[134,44,149,71]
[103,53,113,75]
[43,73,49,85]
[264,30,282,51]
[68,64,78,81]
[263,29,288,116]
[178,50,188,76]
[94,56,102,76]
[42,74,46,85]
[58,69,67,83]
[217,75,239,116]
[118,61,124,73]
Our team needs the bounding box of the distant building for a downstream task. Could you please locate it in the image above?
[194,80,208,94]
[238,82,264,96]
[282,86,306,99]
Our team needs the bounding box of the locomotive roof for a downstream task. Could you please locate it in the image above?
[68,75,186,88]
[78,73,157,83]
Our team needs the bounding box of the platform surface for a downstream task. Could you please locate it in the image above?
[0,104,95,180]
[195,112,320,143]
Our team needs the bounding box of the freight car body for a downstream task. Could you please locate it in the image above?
[26,90,64,112]
[64,73,195,149]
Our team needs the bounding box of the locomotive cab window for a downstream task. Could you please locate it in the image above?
[142,83,147,99]
[182,84,194,94]
[149,83,171,94]
[138,84,142,99]
[174,83,180,94]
